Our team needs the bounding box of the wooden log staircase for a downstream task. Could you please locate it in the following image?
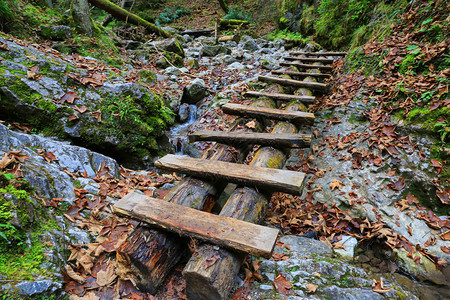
[112,50,346,299]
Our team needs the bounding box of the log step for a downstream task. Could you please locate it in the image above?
[290,51,347,56]
[113,192,279,258]
[284,56,334,64]
[154,154,306,195]
[271,70,331,79]
[189,130,312,148]
[222,103,315,125]
[244,91,315,103]
[259,75,328,91]
[280,62,333,71]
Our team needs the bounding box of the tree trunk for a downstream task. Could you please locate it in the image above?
[72,0,94,36]
[218,0,229,14]
[87,0,171,37]
[182,118,299,300]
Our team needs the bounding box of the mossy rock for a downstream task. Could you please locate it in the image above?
[39,25,73,41]
[137,69,156,85]
[163,51,183,67]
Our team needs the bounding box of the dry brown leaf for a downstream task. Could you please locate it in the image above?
[306,283,318,293]
[96,262,117,287]
[440,230,450,241]
[372,278,392,293]
[330,179,344,191]
[245,120,256,129]
[27,65,40,80]
[0,153,15,169]
[273,274,292,295]
[65,264,85,284]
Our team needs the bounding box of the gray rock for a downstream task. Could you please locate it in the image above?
[178,103,191,122]
[321,286,384,300]
[225,62,246,71]
[275,235,332,258]
[165,66,181,76]
[243,39,259,51]
[182,78,209,104]
[15,280,62,297]
[334,235,358,259]
[202,45,231,57]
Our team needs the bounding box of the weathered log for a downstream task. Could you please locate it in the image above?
[218,0,229,13]
[271,69,331,79]
[244,91,315,103]
[113,193,279,258]
[116,100,274,294]
[222,103,315,125]
[101,0,126,26]
[181,28,215,37]
[154,154,306,195]
[183,111,301,300]
[87,0,171,37]
[284,56,334,64]
[188,130,312,148]
[219,19,249,26]
[218,35,240,42]
[289,51,347,56]
[280,61,333,71]
[258,75,328,91]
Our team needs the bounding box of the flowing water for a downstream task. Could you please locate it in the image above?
[169,104,198,155]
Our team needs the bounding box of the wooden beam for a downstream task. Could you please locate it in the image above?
[244,91,315,103]
[280,62,333,71]
[259,75,327,91]
[271,69,331,79]
[189,130,312,148]
[290,51,347,56]
[154,154,306,195]
[222,103,315,125]
[284,56,334,64]
[113,193,279,258]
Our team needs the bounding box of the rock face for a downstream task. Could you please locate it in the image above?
[181,78,209,104]
[249,235,420,299]
[40,25,73,41]
[0,123,121,298]
[202,45,231,57]
[0,36,174,169]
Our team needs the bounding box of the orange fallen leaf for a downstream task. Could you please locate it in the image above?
[27,65,41,80]
[245,120,256,129]
[440,230,450,241]
[273,274,292,295]
[60,91,80,104]
[330,179,344,191]
[306,283,318,293]
[372,278,392,293]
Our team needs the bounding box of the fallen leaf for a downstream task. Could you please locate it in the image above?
[0,153,15,169]
[440,230,450,241]
[430,159,442,175]
[204,254,221,269]
[27,65,41,80]
[68,114,80,121]
[245,120,256,129]
[441,246,450,254]
[372,278,392,293]
[306,283,318,293]
[273,274,292,295]
[96,262,117,287]
[91,110,102,123]
[330,179,344,191]
[60,91,80,104]
[66,264,85,284]
[74,105,87,113]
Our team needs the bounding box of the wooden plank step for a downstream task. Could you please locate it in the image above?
[284,56,334,64]
[188,130,312,148]
[222,103,315,125]
[113,192,279,258]
[259,75,327,91]
[244,91,315,103]
[290,51,347,56]
[154,154,306,195]
[280,62,333,71]
[271,70,331,79]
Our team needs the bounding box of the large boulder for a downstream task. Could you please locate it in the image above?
[181,78,209,104]
[39,25,73,41]
[201,45,231,57]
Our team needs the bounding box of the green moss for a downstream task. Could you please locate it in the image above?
[163,51,183,67]
[138,69,156,85]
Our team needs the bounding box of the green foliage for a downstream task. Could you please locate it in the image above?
[223,7,251,22]
[0,0,13,22]
[156,6,188,26]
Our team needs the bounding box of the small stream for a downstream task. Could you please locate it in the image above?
[169,104,198,154]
